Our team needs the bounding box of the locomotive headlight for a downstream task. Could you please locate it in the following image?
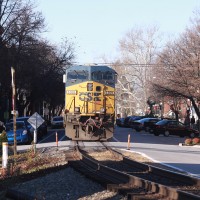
[74,107,80,113]
[66,90,77,95]
[87,83,93,91]
[105,91,114,95]
[100,107,105,113]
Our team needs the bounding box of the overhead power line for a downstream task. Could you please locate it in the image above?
[69,62,170,68]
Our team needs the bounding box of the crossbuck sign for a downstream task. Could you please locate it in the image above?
[28,112,44,130]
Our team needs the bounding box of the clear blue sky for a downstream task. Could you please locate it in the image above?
[36,0,200,64]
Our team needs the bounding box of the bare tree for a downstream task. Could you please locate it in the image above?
[0,0,75,121]
[116,25,161,115]
[153,9,200,122]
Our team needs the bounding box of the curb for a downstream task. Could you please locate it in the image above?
[179,143,200,148]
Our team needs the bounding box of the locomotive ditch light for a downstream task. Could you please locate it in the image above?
[100,107,105,113]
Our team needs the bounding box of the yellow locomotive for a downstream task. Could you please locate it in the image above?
[63,65,117,141]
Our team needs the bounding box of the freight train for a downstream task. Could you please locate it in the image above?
[63,64,117,141]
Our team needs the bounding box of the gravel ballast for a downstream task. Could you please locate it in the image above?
[11,167,126,200]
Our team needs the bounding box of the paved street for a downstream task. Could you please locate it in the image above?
[112,126,200,178]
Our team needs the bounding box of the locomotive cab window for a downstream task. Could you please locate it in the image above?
[92,71,102,80]
[67,70,89,81]
[103,71,113,80]
[92,71,115,86]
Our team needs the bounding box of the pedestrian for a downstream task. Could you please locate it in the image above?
[0,121,5,133]
[191,115,195,129]
[184,116,190,127]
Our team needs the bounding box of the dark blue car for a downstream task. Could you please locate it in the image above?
[5,121,32,145]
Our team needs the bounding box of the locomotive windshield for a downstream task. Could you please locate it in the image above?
[92,71,115,86]
[66,66,117,87]
[67,70,89,81]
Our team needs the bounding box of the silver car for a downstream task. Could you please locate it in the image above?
[51,116,64,129]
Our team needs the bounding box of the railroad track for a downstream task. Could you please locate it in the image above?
[68,141,200,200]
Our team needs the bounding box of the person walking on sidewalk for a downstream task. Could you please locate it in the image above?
[191,115,195,129]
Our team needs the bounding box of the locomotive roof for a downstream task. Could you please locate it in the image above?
[66,65,116,73]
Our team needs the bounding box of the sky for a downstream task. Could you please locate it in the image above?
[36,0,200,64]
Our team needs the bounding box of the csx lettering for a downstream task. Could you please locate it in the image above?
[79,92,92,101]
[79,92,101,101]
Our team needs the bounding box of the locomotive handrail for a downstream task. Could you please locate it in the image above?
[66,96,75,110]
[106,96,115,113]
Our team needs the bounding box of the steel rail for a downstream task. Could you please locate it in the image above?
[102,142,200,186]
[68,142,200,199]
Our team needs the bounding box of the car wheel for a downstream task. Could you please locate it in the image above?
[26,134,33,145]
[154,132,160,136]
[164,130,170,137]
[149,129,153,133]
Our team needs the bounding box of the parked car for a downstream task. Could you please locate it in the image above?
[123,116,134,127]
[148,118,173,133]
[152,120,199,138]
[132,118,161,132]
[5,121,32,145]
[9,116,47,139]
[51,116,64,129]
[128,116,146,128]
[116,118,125,127]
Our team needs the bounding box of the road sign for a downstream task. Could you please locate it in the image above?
[28,112,44,130]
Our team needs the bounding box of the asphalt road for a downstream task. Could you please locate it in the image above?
[37,128,67,144]
[112,126,200,178]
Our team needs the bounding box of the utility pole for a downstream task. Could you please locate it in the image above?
[11,67,17,155]
[0,0,3,36]
[0,0,2,17]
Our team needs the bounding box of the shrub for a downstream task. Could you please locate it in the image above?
[192,137,200,145]
[184,138,192,145]
[0,130,8,146]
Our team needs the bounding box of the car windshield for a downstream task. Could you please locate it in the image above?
[156,120,169,125]
[10,117,30,125]
[133,116,144,120]
[53,117,63,121]
[6,122,25,130]
[138,118,151,122]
